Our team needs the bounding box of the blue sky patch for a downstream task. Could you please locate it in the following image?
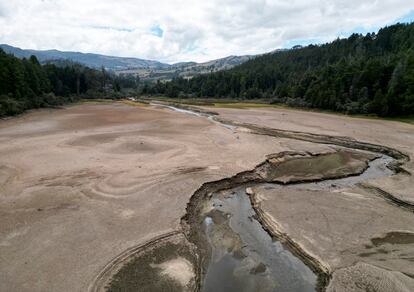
[283,38,323,49]
[395,10,414,23]
[150,25,164,38]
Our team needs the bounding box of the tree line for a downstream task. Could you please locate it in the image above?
[152,22,414,117]
[0,49,140,117]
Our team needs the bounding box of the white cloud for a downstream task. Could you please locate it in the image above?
[0,0,413,63]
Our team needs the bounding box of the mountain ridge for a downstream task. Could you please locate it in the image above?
[0,44,168,69]
[0,44,253,78]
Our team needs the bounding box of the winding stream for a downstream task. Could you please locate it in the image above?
[201,153,394,292]
[159,103,400,291]
[84,101,414,292]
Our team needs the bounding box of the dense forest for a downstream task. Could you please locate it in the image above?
[2,22,413,118]
[152,22,414,117]
[0,49,139,117]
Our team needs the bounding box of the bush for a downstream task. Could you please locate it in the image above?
[43,92,62,106]
[0,95,24,117]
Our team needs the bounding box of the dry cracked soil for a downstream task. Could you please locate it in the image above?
[1,100,414,292]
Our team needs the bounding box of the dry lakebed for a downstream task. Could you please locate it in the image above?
[1,100,414,292]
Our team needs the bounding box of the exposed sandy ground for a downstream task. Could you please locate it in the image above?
[0,102,334,292]
[249,186,414,285]
[153,257,194,288]
[209,106,414,290]
[210,106,414,202]
[2,101,414,291]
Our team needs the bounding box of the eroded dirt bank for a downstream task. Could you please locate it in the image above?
[122,100,414,292]
[100,101,413,292]
[179,151,404,292]
[99,149,378,291]
[200,104,414,291]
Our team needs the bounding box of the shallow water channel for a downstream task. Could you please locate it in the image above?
[147,102,396,291]
[203,187,316,292]
[201,155,394,292]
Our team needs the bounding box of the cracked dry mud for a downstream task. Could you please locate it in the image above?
[1,100,413,292]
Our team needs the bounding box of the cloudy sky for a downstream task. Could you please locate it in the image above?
[1,0,414,63]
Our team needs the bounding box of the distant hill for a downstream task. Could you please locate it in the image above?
[0,44,169,70]
[181,55,253,73]
[0,44,253,79]
[115,55,254,80]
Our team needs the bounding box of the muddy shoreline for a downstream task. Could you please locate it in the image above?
[2,101,413,292]
[180,151,384,291]
[170,103,410,291]
[93,101,412,292]
[246,187,329,290]
[213,117,410,171]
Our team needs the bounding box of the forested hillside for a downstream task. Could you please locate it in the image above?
[0,49,139,117]
[157,22,414,117]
